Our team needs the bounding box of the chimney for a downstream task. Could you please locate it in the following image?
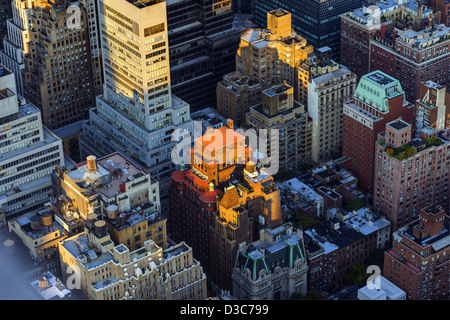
[86,155,97,172]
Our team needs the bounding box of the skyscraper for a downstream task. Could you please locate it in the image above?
[246,82,312,171]
[0,65,64,221]
[254,0,363,61]
[166,0,251,111]
[79,0,193,211]
[0,0,12,49]
[22,0,96,130]
[0,0,35,96]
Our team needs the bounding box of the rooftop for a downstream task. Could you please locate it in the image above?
[126,0,165,9]
[68,152,149,199]
[366,71,395,86]
[400,216,450,250]
[387,119,410,131]
[358,276,406,300]
[30,271,71,300]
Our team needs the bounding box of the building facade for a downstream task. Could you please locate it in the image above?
[58,224,207,300]
[341,71,415,193]
[246,82,312,171]
[21,0,96,130]
[232,222,308,300]
[209,161,283,293]
[340,0,440,80]
[369,23,450,103]
[167,0,251,111]
[79,0,193,214]
[0,65,65,221]
[216,9,313,125]
[254,0,363,61]
[308,49,357,163]
[303,207,391,294]
[374,121,450,231]
[0,0,35,96]
[51,151,165,249]
[415,80,450,133]
[384,204,449,299]
[8,207,68,277]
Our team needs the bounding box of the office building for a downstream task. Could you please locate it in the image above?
[308,48,357,163]
[0,0,12,49]
[79,0,193,213]
[374,121,450,231]
[254,0,363,61]
[232,222,308,300]
[216,9,313,125]
[246,82,312,171]
[167,0,251,110]
[0,0,35,96]
[79,0,103,97]
[0,65,65,221]
[21,0,96,130]
[341,71,415,193]
[384,204,449,299]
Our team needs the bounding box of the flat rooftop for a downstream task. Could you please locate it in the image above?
[388,119,411,131]
[69,153,148,198]
[126,0,165,8]
[366,71,395,86]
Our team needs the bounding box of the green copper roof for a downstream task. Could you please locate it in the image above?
[354,71,405,112]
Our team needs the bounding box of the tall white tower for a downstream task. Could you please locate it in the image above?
[80,0,193,211]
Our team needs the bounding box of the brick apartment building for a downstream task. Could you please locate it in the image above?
[341,71,415,193]
[374,120,450,231]
[209,161,283,293]
[169,120,284,292]
[303,207,390,294]
[340,0,441,80]
[369,23,450,103]
[427,0,450,26]
[384,204,449,300]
